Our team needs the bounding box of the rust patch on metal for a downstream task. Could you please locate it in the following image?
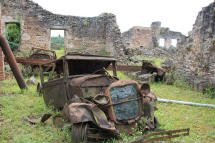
[129,128,190,143]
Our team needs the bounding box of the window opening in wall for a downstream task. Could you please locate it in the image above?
[159,38,165,47]
[6,23,21,51]
[51,29,65,58]
[171,39,177,48]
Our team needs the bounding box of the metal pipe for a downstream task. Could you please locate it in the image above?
[0,34,28,89]
[157,98,215,108]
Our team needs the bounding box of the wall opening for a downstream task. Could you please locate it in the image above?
[159,38,165,47]
[171,39,177,48]
[6,22,21,51]
[50,29,66,58]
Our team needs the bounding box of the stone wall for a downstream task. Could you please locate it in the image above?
[0,0,127,80]
[176,2,215,92]
[122,22,185,50]
[122,27,153,49]
[1,0,124,56]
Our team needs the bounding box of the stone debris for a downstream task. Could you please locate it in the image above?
[26,76,38,85]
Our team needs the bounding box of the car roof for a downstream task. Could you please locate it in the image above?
[43,53,116,75]
[57,52,116,62]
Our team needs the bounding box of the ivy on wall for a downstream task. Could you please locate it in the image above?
[6,23,21,51]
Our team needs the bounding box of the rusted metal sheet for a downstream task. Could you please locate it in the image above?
[15,57,54,65]
[65,52,116,61]
[4,48,56,74]
[29,48,56,60]
[40,53,189,142]
[129,128,190,143]
[64,102,120,142]
[51,56,116,75]
[63,103,116,131]
[108,62,164,73]
[42,74,117,109]
[142,60,165,76]
[0,34,27,89]
[42,78,67,109]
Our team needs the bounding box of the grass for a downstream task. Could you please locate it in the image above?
[108,71,130,79]
[0,77,215,142]
[54,48,65,58]
[0,78,71,143]
[54,48,111,58]
[151,82,215,143]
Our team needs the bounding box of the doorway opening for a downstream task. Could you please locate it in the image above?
[159,38,165,48]
[171,39,177,48]
[51,29,66,58]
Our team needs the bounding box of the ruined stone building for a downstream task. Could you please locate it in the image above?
[0,0,125,80]
[122,22,185,49]
[176,1,215,92]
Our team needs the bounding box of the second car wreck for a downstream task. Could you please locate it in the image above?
[39,53,189,142]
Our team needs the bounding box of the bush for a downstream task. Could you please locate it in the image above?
[51,36,64,50]
[205,84,215,98]
[6,23,21,51]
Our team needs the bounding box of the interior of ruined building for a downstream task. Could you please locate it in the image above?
[1,0,215,142]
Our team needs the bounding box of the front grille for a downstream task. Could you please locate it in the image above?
[110,84,139,120]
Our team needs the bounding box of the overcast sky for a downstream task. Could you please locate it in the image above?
[32,0,213,36]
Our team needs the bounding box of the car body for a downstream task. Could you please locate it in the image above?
[40,53,151,142]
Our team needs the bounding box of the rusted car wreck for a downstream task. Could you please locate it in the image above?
[39,53,189,142]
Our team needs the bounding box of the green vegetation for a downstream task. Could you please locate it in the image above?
[68,48,86,53]
[97,19,103,23]
[51,36,65,58]
[205,84,215,98]
[134,56,166,67]
[54,48,65,58]
[83,21,90,26]
[0,77,215,142]
[51,36,64,50]
[108,71,130,79]
[0,79,71,143]
[98,51,110,56]
[186,46,192,52]
[151,82,215,142]
[72,23,77,27]
[6,23,21,51]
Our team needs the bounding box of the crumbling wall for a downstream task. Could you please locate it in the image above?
[122,27,153,49]
[1,0,124,56]
[176,2,215,92]
[0,0,128,80]
[122,22,185,50]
